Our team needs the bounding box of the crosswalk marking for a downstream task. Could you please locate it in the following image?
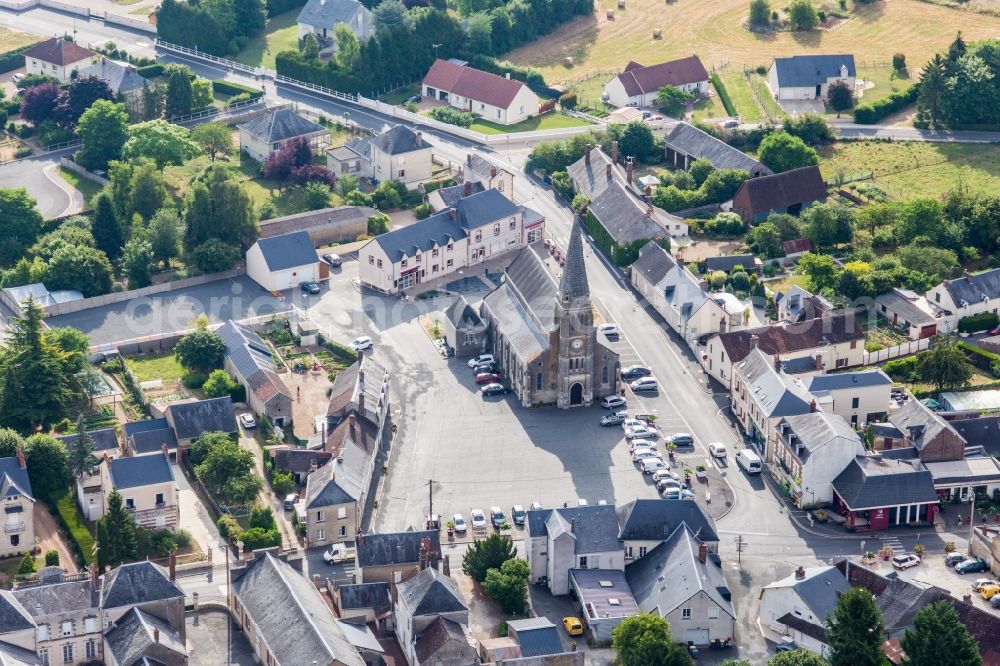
[883,537,904,554]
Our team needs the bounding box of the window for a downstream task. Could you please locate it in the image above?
[498,181,504,191]
[850,340,858,349]
[625,546,633,558]
[432,264,439,273]
[851,397,860,409]
[496,109,502,119]
[432,248,439,257]
[494,223,500,237]
[368,255,374,265]
[475,231,482,242]
[708,607,720,619]
[85,640,96,659]
[447,243,453,252]
[536,372,543,390]
[509,218,516,230]
[681,608,691,620]
[38,625,49,641]
[377,259,383,268]
[446,259,453,268]
[602,366,609,384]
[398,169,405,178]
[62,644,73,663]
[9,535,17,547]
[935,292,940,303]
[317,528,326,542]
[155,492,165,506]
[339,525,347,536]
[126,498,135,510]
[401,259,408,268]
[316,510,325,523]
[415,253,421,263]
[638,546,647,558]
[61,621,72,637]
[84,617,95,633]
[39,649,48,666]
[337,507,347,519]
[481,103,485,110]
[527,228,541,243]
[579,556,587,568]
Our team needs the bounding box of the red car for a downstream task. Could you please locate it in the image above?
[475,372,501,384]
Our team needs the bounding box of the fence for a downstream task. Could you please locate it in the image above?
[156,39,274,79]
[275,75,358,104]
[59,157,108,185]
[168,96,263,124]
[101,11,156,35]
[863,338,931,364]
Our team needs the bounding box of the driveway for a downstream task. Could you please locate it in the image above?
[0,152,79,219]
[34,503,78,573]
[175,465,222,557]
[776,99,826,115]
[186,609,256,666]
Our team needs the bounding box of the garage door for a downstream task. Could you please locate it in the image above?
[685,629,709,645]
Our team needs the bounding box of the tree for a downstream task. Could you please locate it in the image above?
[183,165,258,252]
[300,182,332,210]
[782,114,835,145]
[301,32,320,59]
[19,82,61,126]
[30,219,95,262]
[757,131,819,173]
[47,327,89,374]
[825,587,885,666]
[919,336,972,391]
[69,414,98,479]
[747,222,783,258]
[196,439,261,505]
[97,489,138,568]
[141,81,166,120]
[769,650,828,666]
[122,120,200,168]
[612,614,693,666]
[148,208,183,269]
[701,169,750,203]
[192,78,213,111]
[688,158,715,186]
[76,100,129,171]
[467,12,493,54]
[232,0,266,36]
[55,75,115,127]
[47,245,113,297]
[174,330,225,373]
[802,203,853,249]
[191,122,234,161]
[24,434,70,499]
[766,213,803,241]
[798,252,839,292]
[372,0,411,33]
[44,550,59,566]
[609,121,659,162]
[290,164,337,188]
[271,470,294,497]
[462,533,516,581]
[0,188,44,267]
[188,430,233,466]
[121,237,154,288]
[16,552,36,577]
[917,55,947,129]
[892,53,907,74]
[788,0,818,30]
[749,0,770,26]
[900,600,982,666]
[0,428,25,458]
[656,84,695,117]
[189,238,241,274]
[128,159,169,222]
[333,23,361,69]
[827,80,854,112]
[163,63,194,117]
[897,243,959,281]
[203,369,237,398]
[720,661,753,666]
[90,192,124,262]
[482,558,529,614]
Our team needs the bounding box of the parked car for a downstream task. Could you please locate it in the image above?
[322,543,356,564]
[350,336,373,351]
[775,643,796,653]
[973,578,1000,592]
[473,362,499,374]
[470,509,486,529]
[956,558,989,575]
[892,553,921,570]
[632,449,661,463]
[622,418,645,430]
[511,505,526,525]
[12,73,23,83]
[239,413,257,429]
[601,412,627,426]
[452,514,467,534]
[630,377,658,392]
[322,253,342,267]
[283,493,299,510]
[490,506,506,528]
[621,365,651,381]
[992,594,1000,609]
[597,323,619,337]
[988,326,1000,336]
[668,433,694,447]
[481,383,508,396]
[625,425,658,440]
[945,553,968,567]
[475,372,501,384]
[640,458,668,474]
[300,281,320,294]
[656,477,682,491]
[708,442,727,458]
[979,584,1000,601]
[652,469,679,483]
[601,395,627,410]
[563,617,584,636]
[662,487,695,500]
[468,354,495,368]
[407,94,421,103]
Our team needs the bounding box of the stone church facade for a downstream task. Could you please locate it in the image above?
[480,217,620,408]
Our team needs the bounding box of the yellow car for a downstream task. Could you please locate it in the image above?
[980,584,1000,601]
[562,617,584,636]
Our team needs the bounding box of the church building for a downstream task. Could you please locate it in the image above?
[480,217,620,408]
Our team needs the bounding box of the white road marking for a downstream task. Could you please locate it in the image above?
[42,163,81,218]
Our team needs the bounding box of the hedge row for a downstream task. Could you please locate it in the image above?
[137,63,164,79]
[853,84,919,124]
[212,79,263,99]
[957,311,999,334]
[711,72,736,117]
[266,0,306,15]
[53,491,95,566]
[0,43,39,75]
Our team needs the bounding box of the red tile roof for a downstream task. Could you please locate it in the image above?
[782,238,813,255]
[422,59,531,110]
[23,37,93,66]
[732,166,828,216]
[615,55,709,97]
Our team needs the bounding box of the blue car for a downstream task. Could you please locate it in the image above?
[956,558,989,575]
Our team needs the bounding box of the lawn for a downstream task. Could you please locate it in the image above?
[690,91,726,122]
[468,112,593,134]
[380,84,420,105]
[855,66,911,106]
[764,273,810,295]
[817,141,1000,199]
[235,8,300,70]
[717,66,765,123]
[58,168,102,211]
[125,353,186,383]
[0,26,41,52]
[748,73,784,121]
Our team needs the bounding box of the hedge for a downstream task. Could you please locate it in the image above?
[853,84,919,124]
[957,311,999,334]
[137,63,164,79]
[212,79,263,99]
[53,491,95,566]
[711,72,736,116]
[0,44,39,75]
[266,0,307,15]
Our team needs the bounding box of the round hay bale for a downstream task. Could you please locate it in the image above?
[564,56,574,67]
[617,0,625,8]
[653,27,662,38]
[606,8,615,18]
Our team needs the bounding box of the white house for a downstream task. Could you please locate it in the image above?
[296,0,372,53]
[22,37,93,83]
[758,566,851,656]
[462,153,516,202]
[875,288,943,340]
[237,108,329,162]
[246,230,323,292]
[422,59,539,126]
[328,125,432,190]
[604,55,710,109]
[772,412,867,508]
[803,370,892,429]
[524,504,624,596]
[926,268,1000,333]
[616,499,720,561]
[767,54,856,101]
[0,453,34,558]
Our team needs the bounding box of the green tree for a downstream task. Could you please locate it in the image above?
[164,64,194,117]
[802,203,853,249]
[467,12,493,54]
[203,369,237,398]
[189,239,241,274]
[29,219,94,262]
[128,159,168,222]
[916,55,947,128]
[174,330,225,373]
[44,550,59,566]
[183,165,258,252]
[720,660,753,666]
[16,552,36,577]
[655,84,695,117]
[301,32,320,59]
[196,439,261,506]
[47,327,89,374]
[271,470,294,497]
[769,650,828,666]
[332,23,361,69]
[192,78,213,111]
[47,245,113,297]
[77,100,129,171]
[746,222,783,258]
[900,600,982,666]
[191,122,234,161]
[148,208,183,269]
[919,336,972,391]
[24,433,70,499]
[121,237,154,289]
[141,80,166,120]
[371,0,411,33]
[688,158,715,186]
[612,614,693,666]
[788,0,818,30]
[766,212,803,240]
[749,0,770,26]
[758,131,819,173]
[69,414,98,478]
[827,80,854,112]
[300,181,332,210]
[188,430,233,466]
[0,188,44,267]
[825,587,885,666]
[0,428,25,458]
[92,191,124,264]
[462,533,517,581]
[897,243,959,281]
[482,557,530,614]
[97,488,138,568]
[122,120,200,168]
[609,121,659,162]
[798,252,839,292]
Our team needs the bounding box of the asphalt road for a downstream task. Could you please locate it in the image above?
[833,121,1000,143]
[0,7,156,58]
[0,149,80,219]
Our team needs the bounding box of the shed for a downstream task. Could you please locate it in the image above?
[246,230,324,292]
[569,569,638,643]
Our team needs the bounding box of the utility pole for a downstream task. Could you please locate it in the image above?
[734,534,746,565]
[428,479,433,527]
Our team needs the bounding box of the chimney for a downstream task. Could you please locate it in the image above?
[626,158,633,185]
[153,627,160,644]
[570,518,576,533]
[349,413,356,441]
[15,447,25,469]
[168,551,176,581]
[774,355,782,373]
[358,394,366,424]
[443,554,450,576]
[645,204,653,219]
[490,165,497,178]
[584,143,592,165]
[419,537,429,571]
[964,269,972,282]
[750,334,759,349]
[795,566,806,580]
[357,529,365,546]
[161,443,169,461]
[698,542,707,564]
[810,399,817,413]
[90,562,98,587]
[611,140,618,164]
[466,153,472,166]
[449,208,458,220]
[606,163,612,179]
[464,180,472,197]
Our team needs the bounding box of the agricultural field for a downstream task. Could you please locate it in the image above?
[235,8,300,70]
[0,26,41,52]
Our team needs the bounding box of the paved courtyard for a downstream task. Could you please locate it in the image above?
[186,609,255,666]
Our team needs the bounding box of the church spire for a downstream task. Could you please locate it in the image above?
[560,215,590,306]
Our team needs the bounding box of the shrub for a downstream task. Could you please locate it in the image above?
[54,490,95,565]
[0,44,37,74]
[211,79,263,99]
[958,312,999,334]
[239,527,281,551]
[136,63,164,78]
[892,53,907,74]
[44,550,59,566]
[711,72,736,116]
[181,371,208,389]
[414,202,432,219]
[271,470,295,497]
[217,514,241,540]
[854,84,919,124]
[883,355,920,382]
[429,106,474,128]
[559,91,577,109]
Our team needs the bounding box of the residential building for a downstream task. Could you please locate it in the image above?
[356,531,441,585]
[615,498,719,561]
[758,565,851,656]
[924,455,1000,502]
[568,569,637,643]
[480,218,620,409]
[103,607,187,666]
[662,121,770,176]
[259,205,378,246]
[524,504,623,595]
[60,428,121,522]
[803,370,892,428]
[58,428,120,458]
[879,399,966,462]
[625,525,735,647]
[0,452,33,558]
[296,0,372,53]
[730,347,815,458]
[603,56,710,108]
[161,397,238,448]
[427,180,486,212]
[78,58,149,119]
[727,166,828,224]
[271,446,333,485]
[775,285,828,323]
[394,566,470,666]
[766,54,857,100]
[22,37,93,82]
[332,582,392,631]
[772,412,867,507]
[422,59,540,125]
[358,188,542,294]
[218,320,294,425]
[442,296,487,358]
[304,417,374,547]
[875,288,943,339]
[105,452,178,529]
[230,551,367,666]
[926,268,1000,332]
[246,230,325,293]
[331,126,433,189]
[831,455,940,529]
[122,418,177,459]
[461,153,515,202]
[238,108,329,162]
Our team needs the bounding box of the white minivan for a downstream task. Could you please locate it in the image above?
[736,448,762,474]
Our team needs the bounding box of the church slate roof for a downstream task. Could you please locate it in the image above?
[559,218,590,304]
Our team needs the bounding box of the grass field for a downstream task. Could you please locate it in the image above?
[0,26,41,52]
[765,273,810,294]
[236,8,299,69]
[717,66,765,123]
[468,113,593,134]
[126,353,186,383]
[817,141,1000,199]
[58,168,102,211]
[506,0,1000,88]
[855,66,911,106]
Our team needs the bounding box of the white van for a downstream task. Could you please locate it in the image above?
[736,448,762,474]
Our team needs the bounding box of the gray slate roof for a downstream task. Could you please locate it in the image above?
[805,370,891,393]
[542,504,622,555]
[414,616,472,663]
[232,553,364,666]
[940,268,1000,306]
[779,412,864,463]
[396,566,467,616]
[0,640,40,666]
[129,427,177,455]
[338,582,391,615]
[304,444,367,508]
[559,217,590,304]
[78,58,146,94]
[663,122,769,174]
[734,347,813,418]
[218,320,292,405]
[57,427,120,454]
[109,453,173,490]
[166,397,237,440]
[616,498,718,543]
[704,254,756,273]
[356,530,440,568]
[507,617,564,657]
[632,241,676,285]
[0,458,32,502]
[0,591,35,632]
[952,416,1000,457]
[764,566,850,622]
[877,577,947,636]
[371,125,430,156]
[875,289,937,327]
[434,182,484,208]
[297,0,368,29]
[100,561,183,609]
[238,108,326,143]
[122,418,170,437]
[888,399,962,453]
[771,54,857,87]
[104,607,187,666]
[832,456,939,510]
[12,579,95,617]
[444,296,483,330]
[253,230,318,272]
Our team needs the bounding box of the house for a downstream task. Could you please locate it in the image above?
[332,582,392,630]
[831,455,940,529]
[59,428,121,522]
[58,427,120,458]
[480,219,620,409]
[218,320,294,425]
[356,530,441,584]
[331,126,433,189]
[568,146,687,256]
[271,446,333,485]
[952,415,1000,458]
[0,452,33,558]
[296,0,372,53]
[122,418,177,458]
[326,355,391,453]
[98,560,187,656]
[568,569,638,643]
[926,268,1000,333]
[880,399,966,462]
[246,230,324,292]
[422,59,540,126]
[103,606,187,666]
[394,565,470,666]
[803,370,892,428]
[701,314,866,387]
[162,397,238,448]
[442,296,487,358]
[524,504,623,595]
[427,181,485,213]
[461,153,515,202]
[237,108,329,162]
[703,254,760,275]
[230,551,367,666]
[758,565,851,656]
[22,37,93,82]
[776,285,828,323]
[78,58,149,119]
[782,238,813,263]
[625,525,735,647]
[772,412,867,507]
[616,498,719,561]
[730,347,815,457]
[106,452,178,530]
[875,288,943,340]
[728,166,828,224]
[259,205,378,246]
[662,122,770,176]
[767,54,856,101]
[359,188,542,294]
[603,56,710,108]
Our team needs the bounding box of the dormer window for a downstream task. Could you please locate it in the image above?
[401,259,408,268]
